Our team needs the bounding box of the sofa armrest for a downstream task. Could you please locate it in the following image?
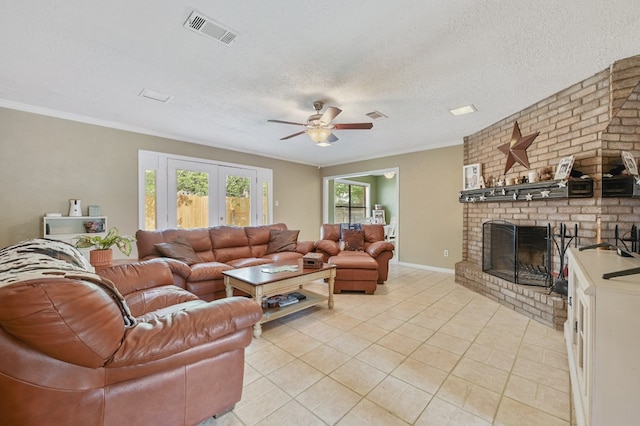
[98,259,190,294]
[108,297,262,367]
[366,241,395,258]
[314,240,340,257]
[98,260,175,296]
[142,257,192,280]
[295,240,315,254]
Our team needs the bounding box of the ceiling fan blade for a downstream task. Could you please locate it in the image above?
[333,122,373,130]
[320,107,342,124]
[327,133,339,143]
[280,130,306,140]
[268,119,306,126]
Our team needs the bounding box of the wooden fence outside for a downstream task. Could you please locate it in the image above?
[145,195,251,229]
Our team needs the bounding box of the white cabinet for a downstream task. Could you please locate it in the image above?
[565,248,640,426]
[42,216,108,245]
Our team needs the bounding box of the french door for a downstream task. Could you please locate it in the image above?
[139,150,272,230]
[167,160,257,229]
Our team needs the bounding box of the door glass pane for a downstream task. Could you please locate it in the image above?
[262,182,269,225]
[144,169,157,230]
[176,169,209,228]
[225,175,251,226]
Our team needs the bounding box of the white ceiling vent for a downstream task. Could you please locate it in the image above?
[183,11,238,45]
[366,110,388,120]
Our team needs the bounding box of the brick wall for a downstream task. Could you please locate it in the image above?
[456,54,640,329]
[462,55,640,265]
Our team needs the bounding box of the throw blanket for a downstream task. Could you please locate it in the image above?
[0,239,136,326]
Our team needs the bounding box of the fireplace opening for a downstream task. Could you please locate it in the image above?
[482,220,551,286]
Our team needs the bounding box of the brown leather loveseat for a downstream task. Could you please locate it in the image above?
[0,239,262,426]
[136,223,314,300]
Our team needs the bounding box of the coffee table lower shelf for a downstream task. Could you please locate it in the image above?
[261,289,326,323]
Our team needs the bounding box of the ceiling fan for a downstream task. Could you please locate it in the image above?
[268,101,373,147]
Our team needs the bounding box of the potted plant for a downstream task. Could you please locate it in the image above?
[75,227,136,270]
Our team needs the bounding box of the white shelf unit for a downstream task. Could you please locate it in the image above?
[565,248,640,426]
[42,216,108,246]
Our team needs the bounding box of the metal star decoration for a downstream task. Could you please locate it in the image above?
[541,190,551,198]
[497,121,540,174]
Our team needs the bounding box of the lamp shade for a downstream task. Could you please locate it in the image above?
[384,172,396,179]
[307,127,331,143]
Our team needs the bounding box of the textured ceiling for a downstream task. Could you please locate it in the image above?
[1,1,639,167]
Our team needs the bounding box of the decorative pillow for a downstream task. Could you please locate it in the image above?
[341,229,364,251]
[154,237,200,265]
[267,229,299,254]
[340,223,362,239]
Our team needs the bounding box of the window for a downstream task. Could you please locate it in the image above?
[139,150,272,230]
[334,180,369,223]
[144,169,157,230]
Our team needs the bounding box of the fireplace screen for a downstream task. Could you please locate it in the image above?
[482,220,551,286]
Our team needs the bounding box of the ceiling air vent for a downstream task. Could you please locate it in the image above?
[366,110,388,120]
[183,11,238,45]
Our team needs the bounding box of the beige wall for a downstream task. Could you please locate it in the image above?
[1,107,463,269]
[321,145,464,270]
[0,107,322,254]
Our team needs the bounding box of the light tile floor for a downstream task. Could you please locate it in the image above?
[201,264,572,426]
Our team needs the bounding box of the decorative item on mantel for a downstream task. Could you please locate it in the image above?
[460,154,592,203]
[497,121,540,174]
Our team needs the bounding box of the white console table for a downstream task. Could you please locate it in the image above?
[566,248,640,426]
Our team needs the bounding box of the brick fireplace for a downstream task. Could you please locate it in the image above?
[455,54,640,330]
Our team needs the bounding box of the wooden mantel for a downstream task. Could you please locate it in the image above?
[458,178,594,203]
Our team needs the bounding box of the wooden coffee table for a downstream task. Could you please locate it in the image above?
[223,261,336,337]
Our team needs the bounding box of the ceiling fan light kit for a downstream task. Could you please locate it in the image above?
[307,127,332,143]
[268,101,373,146]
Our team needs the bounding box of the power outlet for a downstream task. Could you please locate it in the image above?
[444,250,449,257]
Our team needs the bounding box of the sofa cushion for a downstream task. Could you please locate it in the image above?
[188,262,235,282]
[227,258,272,268]
[210,226,252,263]
[362,224,385,245]
[154,237,201,265]
[262,251,304,263]
[341,229,364,251]
[267,229,299,253]
[246,223,289,258]
[320,224,341,241]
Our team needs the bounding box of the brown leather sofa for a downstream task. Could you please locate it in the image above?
[136,223,314,301]
[314,224,395,294]
[0,239,262,426]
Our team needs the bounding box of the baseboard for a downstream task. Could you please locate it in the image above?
[397,261,454,274]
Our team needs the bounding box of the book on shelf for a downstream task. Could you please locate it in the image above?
[265,294,300,308]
